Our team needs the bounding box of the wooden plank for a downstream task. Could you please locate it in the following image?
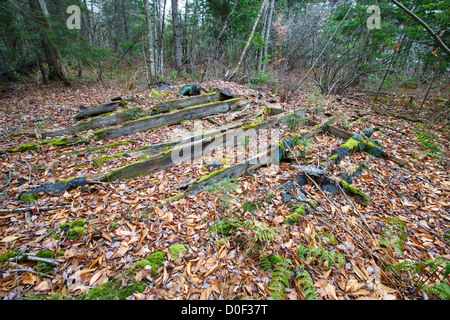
[43,107,143,137]
[89,109,304,182]
[93,99,240,141]
[91,122,244,168]
[153,92,222,113]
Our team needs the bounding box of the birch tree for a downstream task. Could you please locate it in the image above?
[144,0,156,78]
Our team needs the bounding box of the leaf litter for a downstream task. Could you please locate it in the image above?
[0,79,448,300]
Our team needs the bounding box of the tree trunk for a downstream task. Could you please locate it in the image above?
[144,0,156,79]
[262,0,275,73]
[225,0,268,81]
[28,0,70,85]
[171,0,183,77]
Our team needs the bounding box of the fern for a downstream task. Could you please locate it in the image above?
[268,258,294,300]
[295,267,318,300]
[425,282,450,300]
[378,218,407,255]
[298,244,345,270]
[386,258,450,299]
[259,255,294,300]
[414,124,444,159]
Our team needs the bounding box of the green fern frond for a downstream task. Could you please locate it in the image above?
[259,255,273,272]
[297,244,345,270]
[266,257,293,300]
[295,268,318,300]
[425,282,450,300]
[378,218,407,254]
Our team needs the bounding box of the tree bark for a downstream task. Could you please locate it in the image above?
[171,0,183,77]
[144,0,156,78]
[28,0,70,85]
[225,0,268,81]
[261,0,275,73]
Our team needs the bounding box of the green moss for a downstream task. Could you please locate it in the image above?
[146,251,167,278]
[84,280,146,300]
[194,165,238,185]
[35,250,53,258]
[285,203,308,224]
[93,154,123,168]
[20,193,39,203]
[341,180,371,207]
[341,137,359,150]
[0,250,21,265]
[169,244,187,259]
[99,153,161,181]
[320,154,338,166]
[68,226,87,240]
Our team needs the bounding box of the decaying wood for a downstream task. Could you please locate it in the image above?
[152,92,223,113]
[92,122,243,167]
[88,109,305,182]
[74,101,123,120]
[94,99,240,141]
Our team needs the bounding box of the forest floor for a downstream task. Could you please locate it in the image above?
[0,78,448,300]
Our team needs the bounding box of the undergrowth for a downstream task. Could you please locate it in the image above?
[386,257,450,300]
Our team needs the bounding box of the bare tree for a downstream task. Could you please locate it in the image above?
[171,0,183,77]
[144,0,155,79]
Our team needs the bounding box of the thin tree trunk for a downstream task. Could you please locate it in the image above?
[171,0,183,77]
[144,0,155,79]
[200,0,238,82]
[262,0,275,73]
[225,0,268,81]
[257,1,269,72]
[390,0,450,55]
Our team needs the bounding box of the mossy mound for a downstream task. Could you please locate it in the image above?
[84,279,147,300]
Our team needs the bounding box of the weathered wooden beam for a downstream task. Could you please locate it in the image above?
[92,122,243,168]
[87,109,305,182]
[74,101,122,120]
[152,92,222,113]
[93,99,240,141]
[41,107,144,138]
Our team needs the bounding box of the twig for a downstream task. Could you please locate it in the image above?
[0,169,12,192]
[367,120,407,135]
[0,205,70,215]
[336,183,376,240]
[8,268,54,279]
[12,255,62,266]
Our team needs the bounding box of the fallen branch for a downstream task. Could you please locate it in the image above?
[0,205,70,215]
